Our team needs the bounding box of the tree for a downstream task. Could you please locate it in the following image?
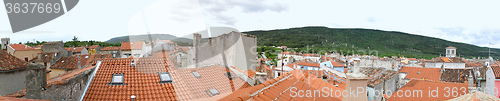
[72,36,79,41]
[71,36,79,47]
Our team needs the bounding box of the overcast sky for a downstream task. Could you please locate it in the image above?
[1,0,499,48]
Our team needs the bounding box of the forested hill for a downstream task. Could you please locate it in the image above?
[243,26,500,59]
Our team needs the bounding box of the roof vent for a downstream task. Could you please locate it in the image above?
[206,89,220,97]
[417,71,420,74]
[192,71,201,78]
[85,56,89,58]
[130,60,135,67]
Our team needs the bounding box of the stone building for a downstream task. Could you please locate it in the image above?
[188,31,257,71]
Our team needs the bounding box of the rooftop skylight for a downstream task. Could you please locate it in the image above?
[159,72,173,84]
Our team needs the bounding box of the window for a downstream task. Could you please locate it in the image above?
[159,72,173,84]
[206,89,220,97]
[192,71,201,78]
[108,73,126,85]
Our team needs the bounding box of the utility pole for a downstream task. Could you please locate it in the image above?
[281,34,284,76]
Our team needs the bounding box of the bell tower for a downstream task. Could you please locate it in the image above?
[445,46,456,58]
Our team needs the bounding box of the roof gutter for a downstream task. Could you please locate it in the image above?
[80,60,102,101]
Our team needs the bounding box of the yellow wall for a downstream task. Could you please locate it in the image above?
[6,48,41,61]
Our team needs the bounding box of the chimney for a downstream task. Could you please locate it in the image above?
[25,63,47,99]
[77,56,82,68]
[342,66,369,101]
[468,71,476,93]
[193,33,201,68]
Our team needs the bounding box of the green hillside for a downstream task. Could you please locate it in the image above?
[104,34,193,46]
[243,26,500,59]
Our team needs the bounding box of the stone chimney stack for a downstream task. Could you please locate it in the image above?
[25,64,47,99]
[342,66,369,101]
[77,56,82,68]
[193,33,201,68]
[468,71,476,93]
[1,38,10,50]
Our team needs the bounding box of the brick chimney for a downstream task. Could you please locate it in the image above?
[25,63,47,99]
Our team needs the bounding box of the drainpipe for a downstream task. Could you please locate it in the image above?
[80,61,102,101]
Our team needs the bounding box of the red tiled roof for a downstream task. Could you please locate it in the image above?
[120,41,144,50]
[0,96,50,101]
[100,46,120,51]
[387,79,467,101]
[8,44,34,51]
[31,52,59,62]
[446,46,457,49]
[399,66,441,81]
[330,61,346,67]
[65,46,85,52]
[50,56,79,70]
[83,58,251,100]
[297,62,320,67]
[491,66,500,79]
[88,45,99,49]
[465,62,483,67]
[161,40,174,44]
[407,58,417,61]
[0,51,28,72]
[219,69,344,101]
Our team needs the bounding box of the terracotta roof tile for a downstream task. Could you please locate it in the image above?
[0,51,28,72]
[120,41,144,50]
[446,91,500,101]
[491,66,500,79]
[219,69,344,101]
[297,62,320,67]
[440,68,477,83]
[8,44,34,51]
[83,58,251,101]
[100,47,120,51]
[387,79,468,101]
[360,68,398,87]
[330,61,346,67]
[465,62,483,67]
[399,66,442,81]
[50,56,79,70]
[88,45,99,49]
[407,58,417,61]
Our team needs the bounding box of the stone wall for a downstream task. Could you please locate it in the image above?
[0,70,26,95]
[25,63,94,100]
[358,59,399,70]
[40,68,93,101]
[190,31,257,70]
